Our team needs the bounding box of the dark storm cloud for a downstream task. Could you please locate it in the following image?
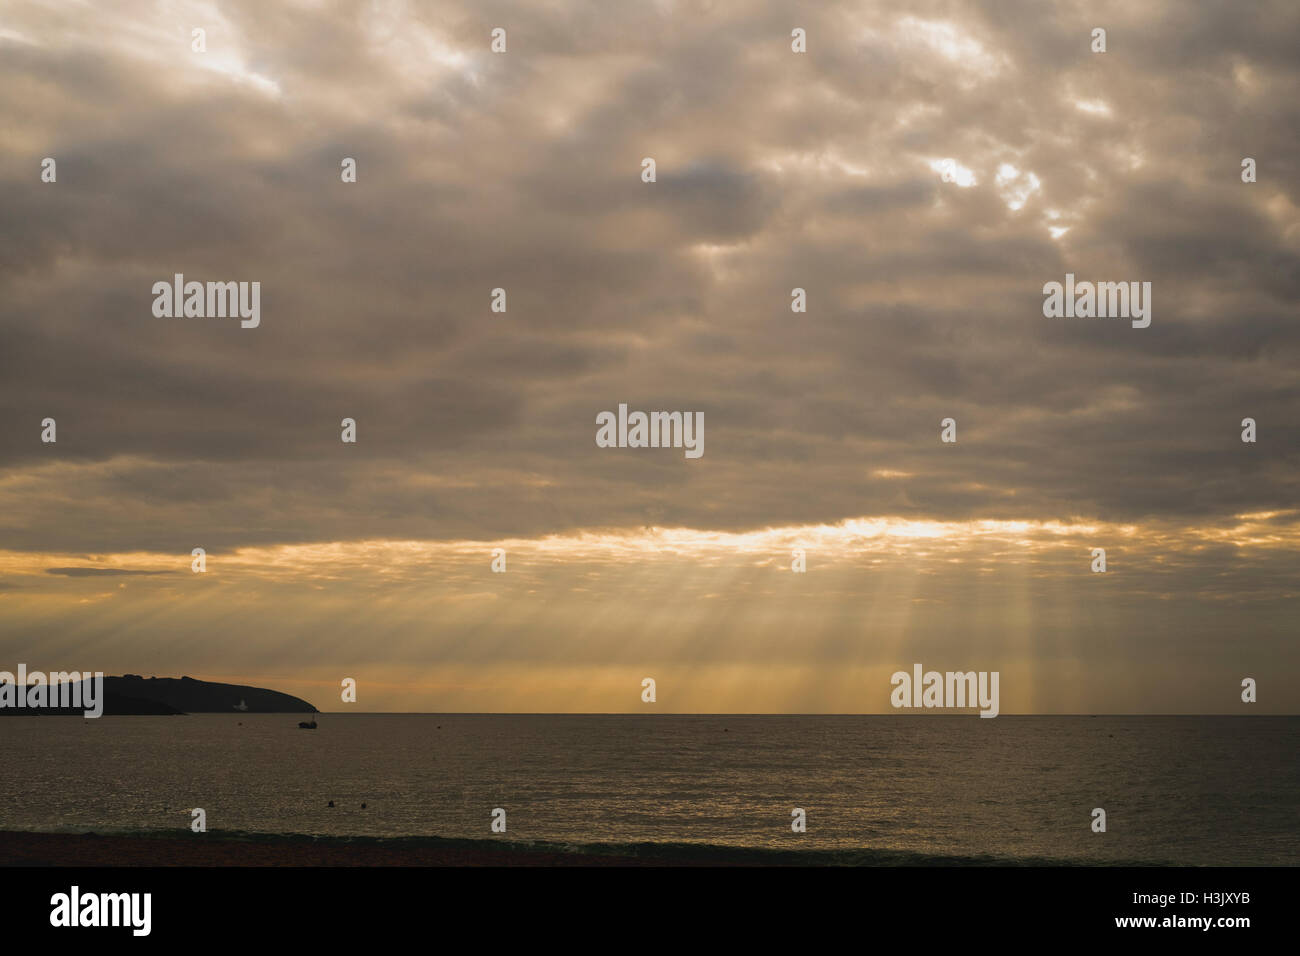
[1,0,1298,553]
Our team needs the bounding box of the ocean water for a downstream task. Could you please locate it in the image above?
[1,714,1296,864]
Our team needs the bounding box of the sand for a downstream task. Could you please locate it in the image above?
[0,830,711,867]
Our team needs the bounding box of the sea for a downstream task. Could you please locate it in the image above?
[2,715,1296,865]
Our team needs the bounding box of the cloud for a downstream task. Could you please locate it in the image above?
[1,0,1298,709]
[44,567,176,577]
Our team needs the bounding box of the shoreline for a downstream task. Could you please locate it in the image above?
[0,829,1139,867]
[0,829,761,867]
[0,829,668,867]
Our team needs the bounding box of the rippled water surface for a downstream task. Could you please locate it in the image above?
[2,715,1296,864]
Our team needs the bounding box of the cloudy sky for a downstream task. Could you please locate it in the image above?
[1,0,1297,712]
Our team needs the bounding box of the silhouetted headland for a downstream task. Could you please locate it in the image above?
[0,675,317,716]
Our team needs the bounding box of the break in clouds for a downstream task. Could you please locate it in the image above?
[1,0,1298,711]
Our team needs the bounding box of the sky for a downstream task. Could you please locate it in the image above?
[1,0,1298,712]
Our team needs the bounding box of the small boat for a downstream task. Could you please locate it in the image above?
[298,715,318,729]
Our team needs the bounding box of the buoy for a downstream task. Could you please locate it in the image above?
[328,800,334,808]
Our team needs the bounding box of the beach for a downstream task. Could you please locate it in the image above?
[0,830,682,867]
